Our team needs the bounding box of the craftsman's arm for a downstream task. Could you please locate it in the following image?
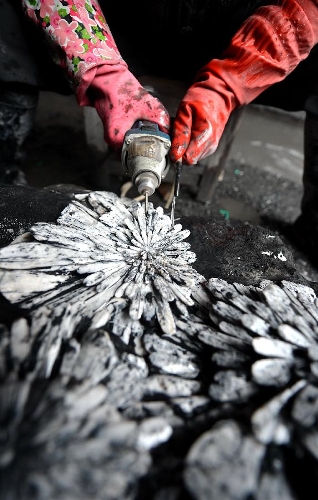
[21,0,170,151]
[171,0,318,164]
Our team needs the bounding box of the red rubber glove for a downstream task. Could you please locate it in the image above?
[79,63,170,152]
[171,0,318,165]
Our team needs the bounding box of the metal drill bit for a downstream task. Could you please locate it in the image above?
[171,197,176,227]
[171,161,182,227]
[145,192,149,216]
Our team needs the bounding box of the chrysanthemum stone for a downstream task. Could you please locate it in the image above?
[0,191,203,337]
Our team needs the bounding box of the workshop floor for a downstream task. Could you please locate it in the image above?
[23,91,318,283]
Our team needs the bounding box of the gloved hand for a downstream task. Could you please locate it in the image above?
[78,64,170,152]
[171,0,318,165]
[22,0,170,152]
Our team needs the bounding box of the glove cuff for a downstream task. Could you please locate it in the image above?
[199,0,318,107]
[76,61,128,107]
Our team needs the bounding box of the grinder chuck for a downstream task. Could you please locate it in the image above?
[121,120,171,205]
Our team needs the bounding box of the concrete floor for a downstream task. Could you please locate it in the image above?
[231,106,304,184]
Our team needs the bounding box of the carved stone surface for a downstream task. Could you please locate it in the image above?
[181,216,303,284]
[1,191,318,500]
[0,191,202,342]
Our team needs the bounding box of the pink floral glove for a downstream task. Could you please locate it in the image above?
[22,0,170,151]
[78,64,170,152]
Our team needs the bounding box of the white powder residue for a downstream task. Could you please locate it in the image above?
[261,251,272,257]
[261,251,287,262]
[277,252,287,262]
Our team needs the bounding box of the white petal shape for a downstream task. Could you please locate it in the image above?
[252,337,295,359]
[261,284,291,313]
[252,380,306,444]
[0,243,84,270]
[155,300,176,335]
[0,270,69,303]
[241,314,270,337]
[252,358,292,387]
[277,324,311,348]
[136,417,173,451]
[149,352,200,379]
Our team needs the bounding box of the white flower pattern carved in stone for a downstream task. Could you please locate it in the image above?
[0,191,202,338]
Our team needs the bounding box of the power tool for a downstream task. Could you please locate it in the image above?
[121,120,172,215]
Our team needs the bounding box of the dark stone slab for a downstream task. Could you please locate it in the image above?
[0,185,72,248]
[181,216,311,287]
[1,188,318,500]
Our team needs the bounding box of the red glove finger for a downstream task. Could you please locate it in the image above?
[171,92,231,165]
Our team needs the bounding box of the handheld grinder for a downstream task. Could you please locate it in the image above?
[121,120,171,214]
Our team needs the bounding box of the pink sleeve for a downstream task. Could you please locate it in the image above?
[21,0,124,90]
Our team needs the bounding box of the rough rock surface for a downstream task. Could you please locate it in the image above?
[182,216,303,285]
[1,187,318,500]
[0,185,72,247]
